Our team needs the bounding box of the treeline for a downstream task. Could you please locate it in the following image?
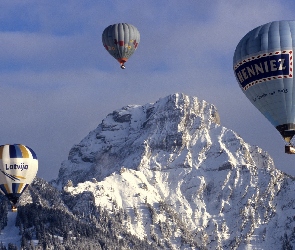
[0,197,8,231]
[11,177,155,249]
[16,202,155,249]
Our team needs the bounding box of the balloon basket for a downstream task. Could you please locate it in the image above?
[285,145,295,154]
[11,204,17,212]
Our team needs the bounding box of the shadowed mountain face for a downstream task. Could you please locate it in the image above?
[16,93,295,249]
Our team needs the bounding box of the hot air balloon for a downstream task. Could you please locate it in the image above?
[0,144,38,211]
[102,23,140,69]
[233,20,295,154]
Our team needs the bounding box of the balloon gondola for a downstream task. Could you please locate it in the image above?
[0,144,38,211]
[233,20,295,154]
[102,23,140,69]
[285,145,295,154]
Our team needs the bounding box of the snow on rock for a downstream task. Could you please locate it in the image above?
[53,93,295,249]
[55,93,221,187]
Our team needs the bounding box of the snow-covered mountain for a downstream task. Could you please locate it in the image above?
[54,93,221,187]
[2,92,295,249]
[51,93,295,249]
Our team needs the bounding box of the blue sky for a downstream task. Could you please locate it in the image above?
[1,1,295,180]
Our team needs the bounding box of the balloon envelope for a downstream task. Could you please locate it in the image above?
[102,23,140,68]
[233,20,295,143]
[0,144,38,205]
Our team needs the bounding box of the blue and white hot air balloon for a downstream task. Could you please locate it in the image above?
[102,23,140,69]
[0,144,38,210]
[233,20,295,153]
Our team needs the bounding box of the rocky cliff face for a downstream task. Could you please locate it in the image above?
[45,93,295,249]
[55,93,221,187]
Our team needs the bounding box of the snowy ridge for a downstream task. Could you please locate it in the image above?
[48,93,295,248]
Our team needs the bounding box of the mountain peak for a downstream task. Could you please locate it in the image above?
[54,93,223,186]
[54,92,271,189]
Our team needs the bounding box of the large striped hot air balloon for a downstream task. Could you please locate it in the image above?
[233,20,295,153]
[0,144,38,210]
[102,23,140,69]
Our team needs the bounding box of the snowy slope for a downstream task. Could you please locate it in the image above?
[49,93,295,249]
